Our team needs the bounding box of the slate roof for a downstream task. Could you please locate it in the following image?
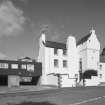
[100,56,105,63]
[101,48,105,56]
[100,48,105,63]
[43,41,66,50]
[77,33,91,46]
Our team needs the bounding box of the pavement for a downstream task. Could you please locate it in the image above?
[0,85,57,94]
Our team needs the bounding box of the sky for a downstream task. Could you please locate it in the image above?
[0,0,104,60]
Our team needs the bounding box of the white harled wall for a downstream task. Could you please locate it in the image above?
[85,32,100,86]
[77,30,100,72]
[99,63,105,83]
[86,32,100,70]
[66,36,79,84]
[38,29,105,87]
[77,29,101,86]
[77,43,87,72]
[38,33,79,87]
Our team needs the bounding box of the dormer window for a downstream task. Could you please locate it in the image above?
[63,49,67,55]
[54,48,58,55]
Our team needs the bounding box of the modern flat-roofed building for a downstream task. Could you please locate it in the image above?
[0,57,42,87]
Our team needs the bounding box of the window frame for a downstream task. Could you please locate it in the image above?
[21,64,27,70]
[63,49,67,56]
[54,48,58,55]
[27,64,34,72]
[11,64,18,69]
[0,63,8,69]
[54,59,58,67]
[99,74,102,78]
[63,60,67,68]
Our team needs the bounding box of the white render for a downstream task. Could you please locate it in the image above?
[77,29,100,72]
[99,63,105,83]
[77,29,101,86]
[38,28,105,87]
[38,33,79,87]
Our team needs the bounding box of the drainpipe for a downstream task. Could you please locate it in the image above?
[57,74,61,88]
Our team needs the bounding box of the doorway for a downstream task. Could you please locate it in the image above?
[0,75,8,86]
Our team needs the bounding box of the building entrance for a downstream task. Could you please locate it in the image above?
[0,75,8,86]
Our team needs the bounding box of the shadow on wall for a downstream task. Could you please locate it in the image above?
[8,101,57,105]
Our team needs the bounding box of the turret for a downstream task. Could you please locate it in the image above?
[66,35,77,53]
[66,35,79,78]
[90,27,95,35]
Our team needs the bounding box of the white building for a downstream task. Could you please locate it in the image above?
[77,28,100,86]
[38,32,79,87]
[38,28,105,87]
[99,48,105,86]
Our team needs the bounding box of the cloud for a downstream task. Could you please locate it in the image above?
[0,0,26,37]
[19,0,29,5]
[0,52,7,59]
[39,23,62,41]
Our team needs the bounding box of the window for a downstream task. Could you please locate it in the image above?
[54,48,58,55]
[0,63,8,69]
[63,60,67,67]
[93,50,96,53]
[63,49,67,55]
[99,74,102,78]
[20,77,32,82]
[75,74,78,78]
[54,59,58,67]
[100,64,102,70]
[11,64,18,69]
[21,64,26,69]
[27,64,34,72]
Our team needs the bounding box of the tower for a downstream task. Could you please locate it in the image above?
[77,28,100,73]
[86,28,100,71]
[77,28,100,86]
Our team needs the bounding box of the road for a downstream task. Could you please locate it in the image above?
[0,86,105,105]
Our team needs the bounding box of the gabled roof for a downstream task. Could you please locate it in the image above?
[18,57,34,62]
[77,33,91,46]
[18,57,32,60]
[43,41,66,50]
[101,48,105,56]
